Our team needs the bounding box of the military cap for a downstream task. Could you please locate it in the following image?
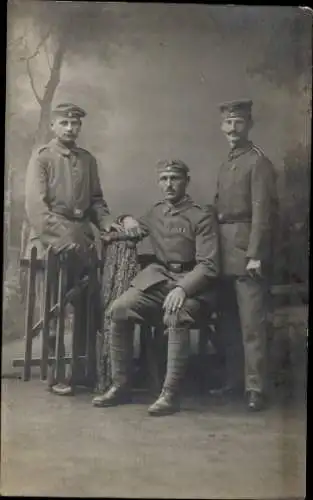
[219,99,253,119]
[156,159,190,175]
[52,103,87,119]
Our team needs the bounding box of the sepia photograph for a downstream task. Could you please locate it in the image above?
[2,2,311,498]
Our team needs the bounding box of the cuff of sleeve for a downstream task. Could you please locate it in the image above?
[99,215,116,232]
[176,274,199,297]
[246,251,261,261]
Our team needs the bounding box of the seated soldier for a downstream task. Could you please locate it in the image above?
[92,159,220,416]
[23,102,138,396]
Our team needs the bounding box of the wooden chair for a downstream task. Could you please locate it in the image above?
[12,241,223,396]
[12,245,100,384]
[137,308,221,395]
[132,253,222,394]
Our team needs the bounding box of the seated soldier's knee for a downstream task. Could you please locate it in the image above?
[109,297,129,321]
[109,288,140,322]
[163,309,192,328]
[163,298,201,328]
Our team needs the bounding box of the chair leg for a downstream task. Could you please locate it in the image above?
[40,248,53,380]
[71,294,82,385]
[55,257,67,383]
[86,294,97,387]
[23,247,37,381]
[47,256,59,387]
[145,326,163,394]
[198,326,209,356]
[85,250,99,388]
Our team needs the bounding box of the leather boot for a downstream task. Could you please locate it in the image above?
[92,385,131,407]
[92,320,133,407]
[247,390,266,412]
[148,326,190,416]
[148,388,180,416]
[51,383,74,396]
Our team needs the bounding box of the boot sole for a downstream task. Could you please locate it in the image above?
[148,407,180,417]
[248,404,266,412]
[92,398,132,408]
[51,389,75,396]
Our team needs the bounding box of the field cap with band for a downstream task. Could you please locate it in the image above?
[219,99,253,120]
[156,159,190,176]
[52,103,87,119]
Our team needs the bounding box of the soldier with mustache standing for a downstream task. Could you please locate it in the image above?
[214,100,278,411]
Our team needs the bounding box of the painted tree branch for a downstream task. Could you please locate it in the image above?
[20,30,51,62]
[35,33,68,145]
[43,40,52,71]
[21,31,52,106]
[7,35,25,50]
[26,58,42,105]
[43,35,67,97]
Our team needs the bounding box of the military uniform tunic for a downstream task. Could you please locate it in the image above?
[215,141,278,276]
[214,141,278,393]
[24,138,114,260]
[23,138,114,356]
[110,195,219,325]
[108,195,220,393]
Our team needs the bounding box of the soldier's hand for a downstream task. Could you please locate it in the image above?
[246,259,262,277]
[108,222,125,233]
[163,286,186,314]
[121,216,142,238]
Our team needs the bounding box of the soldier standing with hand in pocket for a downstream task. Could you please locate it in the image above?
[214,99,278,411]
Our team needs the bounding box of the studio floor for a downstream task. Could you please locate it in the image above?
[1,335,307,499]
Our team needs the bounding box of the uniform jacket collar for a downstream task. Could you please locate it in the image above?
[228,140,253,160]
[49,138,80,156]
[163,194,193,214]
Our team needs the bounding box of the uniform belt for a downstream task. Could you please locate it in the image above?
[157,260,196,273]
[52,207,87,221]
[217,214,251,224]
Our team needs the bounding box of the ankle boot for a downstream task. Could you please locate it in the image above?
[148,326,190,416]
[148,387,180,416]
[92,320,133,406]
[92,384,132,407]
[109,320,134,387]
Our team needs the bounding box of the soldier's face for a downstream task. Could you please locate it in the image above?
[158,171,189,203]
[51,117,82,143]
[221,116,252,149]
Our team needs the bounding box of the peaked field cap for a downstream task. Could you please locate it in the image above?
[52,103,87,119]
[156,159,190,175]
[219,99,253,118]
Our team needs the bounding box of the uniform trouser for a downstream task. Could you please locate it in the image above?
[219,275,270,394]
[108,282,209,393]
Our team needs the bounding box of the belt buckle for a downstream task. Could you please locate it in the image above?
[168,262,182,273]
[73,208,83,219]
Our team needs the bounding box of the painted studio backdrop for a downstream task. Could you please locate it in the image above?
[4,3,311,338]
